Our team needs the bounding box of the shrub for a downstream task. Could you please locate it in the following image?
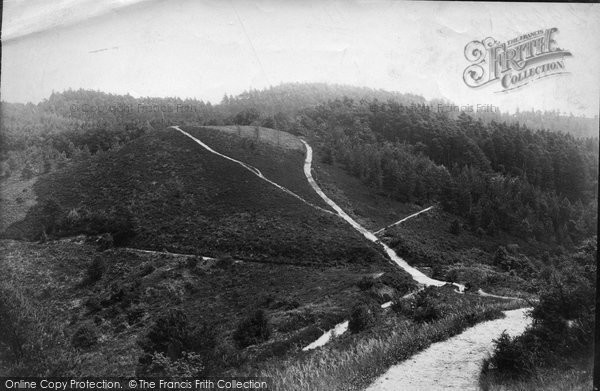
[379,273,414,295]
[215,256,235,270]
[140,309,189,360]
[488,332,534,378]
[431,264,444,280]
[71,323,98,348]
[391,299,414,317]
[445,269,459,283]
[464,280,480,292]
[96,233,114,251]
[110,212,137,246]
[138,262,156,277]
[356,277,374,291]
[65,208,81,225]
[449,219,461,235]
[485,240,596,383]
[84,296,102,313]
[38,198,64,236]
[185,257,197,269]
[127,305,146,325]
[21,163,35,179]
[138,309,215,375]
[348,304,375,333]
[412,287,442,323]
[86,257,106,284]
[233,310,271,348]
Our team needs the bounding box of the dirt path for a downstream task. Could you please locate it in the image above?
[172,127,524,362]
[300,139,463,291]
[374,205,435,235]
[170,126,333,215]
[366,308,531,391]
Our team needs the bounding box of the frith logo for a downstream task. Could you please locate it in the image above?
[463,28,572,92]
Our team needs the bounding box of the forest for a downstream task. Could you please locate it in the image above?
[291,98,598,246]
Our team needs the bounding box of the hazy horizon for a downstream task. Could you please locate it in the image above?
[2,1,600,117]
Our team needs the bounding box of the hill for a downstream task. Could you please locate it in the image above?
[220,82,426,117]
[1,125,419,376]
[0,85,596,387]
[4,127,388,266]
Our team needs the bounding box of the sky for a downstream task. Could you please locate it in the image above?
[2,0,599,116]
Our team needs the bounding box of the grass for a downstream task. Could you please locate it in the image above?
[185,126,326,207]
[479,360,593,391]
[0,238,412,375]
[0,175,38,232]
[0,125,536,383]
[250,287,525,390]
[3,128,388,267]
[198,125,304,151]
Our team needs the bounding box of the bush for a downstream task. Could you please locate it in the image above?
[487,332,535,378]
[185,257,198,269]
[233,310,271,348]
[485,240,596,382]
[356,277,374,291]
[348,304,375,333]
[412,287,442,323]
[38,198,64,236]
[84,296,102,313]
[85,257,106,284]
[138,262,156,277]
[21,163,35,179]
[96,233,114,251]
[127,305,146,325]
[449,219,461,235]
[140,309,190,360]
[391,299,413,317]
[71,323,98,348]
[215,256,235,270]
[138,309,215,375]
[379,273,414,296]
[464,280,480,292]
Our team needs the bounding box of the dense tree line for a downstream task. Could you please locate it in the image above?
[0,90,227,178]
[458,108,599,139]
[290,98,598,245]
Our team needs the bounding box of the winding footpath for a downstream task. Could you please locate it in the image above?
[172,125,460,289]
[366,308,532,391]
[172,126,529,388]
[171,126,333,216]
[300,139,463,291]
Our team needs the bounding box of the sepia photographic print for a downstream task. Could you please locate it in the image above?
[0,1,598,390]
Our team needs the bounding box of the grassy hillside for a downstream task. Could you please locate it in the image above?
[0,125,419,376]
[3,127,389,267]
[0,238,412,376]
